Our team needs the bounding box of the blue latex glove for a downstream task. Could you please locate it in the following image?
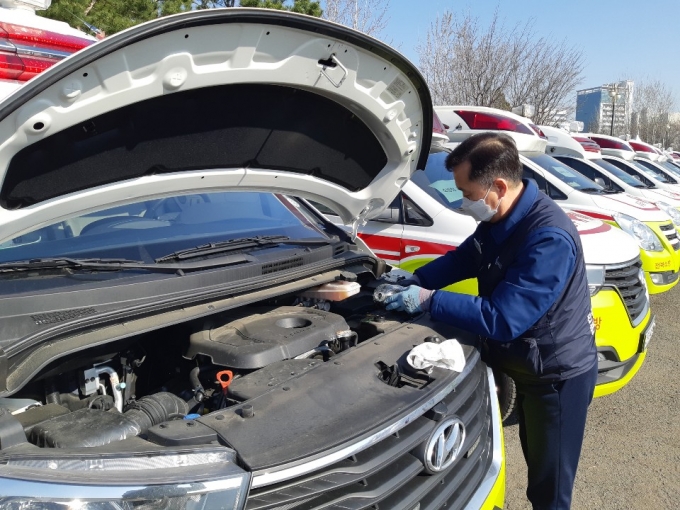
[396,274,421,287]
[384,285,435,314]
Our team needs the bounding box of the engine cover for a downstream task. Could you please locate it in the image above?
[186,306,350,369]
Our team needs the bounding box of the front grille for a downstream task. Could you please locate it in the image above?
[659,222,680,251]
[246,359,493,510]
[605,258,646,323]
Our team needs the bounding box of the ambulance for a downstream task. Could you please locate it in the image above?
[539,126,680,230]
[627,140,680,186]
[587,134,680,196]
[435,106,680,295]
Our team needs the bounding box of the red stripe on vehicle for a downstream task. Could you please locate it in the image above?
[605,195,658,211]
[577,223,612,235]
[358,233,401,252]
[573,210,615,221]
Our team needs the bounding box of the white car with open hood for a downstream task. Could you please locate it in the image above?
[0,9,505,510]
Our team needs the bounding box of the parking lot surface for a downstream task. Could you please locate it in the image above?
[503,292,680,509]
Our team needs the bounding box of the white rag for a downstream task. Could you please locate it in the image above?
[407,339,465,374]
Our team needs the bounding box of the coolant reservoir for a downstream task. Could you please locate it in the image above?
[299,281,361,301]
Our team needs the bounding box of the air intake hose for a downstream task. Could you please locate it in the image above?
[124,392,188,433]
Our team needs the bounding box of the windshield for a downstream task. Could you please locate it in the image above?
[592,159,649,187]
[657,160,680,180]
[527,154,604,192]
[0,192,331,265]
[632,160,675,183]
[410,152,464,209]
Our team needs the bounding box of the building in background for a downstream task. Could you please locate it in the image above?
[545,109,570,129]
[576,80,634,137]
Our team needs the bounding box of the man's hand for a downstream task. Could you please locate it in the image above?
[384,285,435,314]
[395,274,421,287]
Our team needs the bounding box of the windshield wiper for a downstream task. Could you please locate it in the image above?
[579,187,604,194]
[0,257,180,274]
[0,255,253,274]
[155,235,334,263]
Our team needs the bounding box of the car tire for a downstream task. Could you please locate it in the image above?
[494,369,516,423]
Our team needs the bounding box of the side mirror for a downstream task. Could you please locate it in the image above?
[594,177,606,187]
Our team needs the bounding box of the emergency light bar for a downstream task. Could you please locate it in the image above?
[573,136,601,153]
[529,124,547,140]
[588,136,633,152]
[0,21,93,81]
[629,141,658,154]
[455,110,534,135]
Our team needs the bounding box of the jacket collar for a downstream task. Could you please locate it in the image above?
[489,178,537,245]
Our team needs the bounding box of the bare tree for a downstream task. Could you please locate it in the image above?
[506,38,584,125]
[323,0,390,39]
[417,9,584,125]
[631,80,676,144]
[418,10,530,108]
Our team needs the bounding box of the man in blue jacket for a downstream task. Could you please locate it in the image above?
[385,132,597,510]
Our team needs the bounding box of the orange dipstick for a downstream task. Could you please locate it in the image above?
[216,370,233,394]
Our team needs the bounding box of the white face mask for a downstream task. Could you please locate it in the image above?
[459,185,502,222]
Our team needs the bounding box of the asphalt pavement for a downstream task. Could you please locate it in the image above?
[502,291,680,509]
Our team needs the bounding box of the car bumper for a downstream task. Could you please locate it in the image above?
[591,290,651,398]
[465,368,505,510]
[594,351,647,398]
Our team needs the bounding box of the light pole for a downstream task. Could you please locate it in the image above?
[609,84,619,136]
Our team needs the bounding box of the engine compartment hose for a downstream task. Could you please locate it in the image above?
[189,366,205,402]
[124,392,188,433]
[95,366,123,413]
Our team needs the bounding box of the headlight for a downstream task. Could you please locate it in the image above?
[612,213,663,252]
[586,265,605,296]
[0,448,250,509]
[656,201,680,227]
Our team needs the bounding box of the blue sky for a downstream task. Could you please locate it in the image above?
[369,0,680,107]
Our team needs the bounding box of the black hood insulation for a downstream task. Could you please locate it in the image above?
[1,84,387,209]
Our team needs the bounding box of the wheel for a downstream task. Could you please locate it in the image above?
[493,369,516,423]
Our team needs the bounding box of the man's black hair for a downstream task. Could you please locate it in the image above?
[444,132,522,187]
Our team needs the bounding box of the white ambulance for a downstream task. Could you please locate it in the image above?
[627,140,680,186]
[539,125,680,227]
[435,106,680,294]
[586,134,680,194]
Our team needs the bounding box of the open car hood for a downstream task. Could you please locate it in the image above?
[0,9,431,243]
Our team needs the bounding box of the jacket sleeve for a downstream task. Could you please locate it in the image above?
[413,233,481,290]
[427,228,578,342]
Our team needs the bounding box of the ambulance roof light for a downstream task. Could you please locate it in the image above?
[454,110,534,136]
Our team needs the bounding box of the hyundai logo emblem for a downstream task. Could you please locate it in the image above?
[424,417,466,472]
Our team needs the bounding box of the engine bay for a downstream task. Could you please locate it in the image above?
[0,275,437,451]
